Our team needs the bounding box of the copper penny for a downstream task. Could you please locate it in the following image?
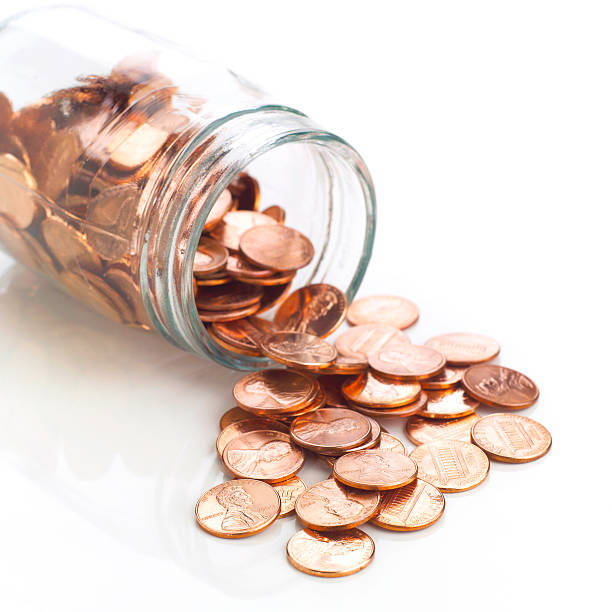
[334,450,418,491]
[228,172,260,210]
[210,316,277,356]
[109,122,167,171]
[371,479,445,531]
[378,432,407,455]
[216,418,289,457]
[219,406,254,430]
[222,430,305,483]
[463,364,539,409]
[425,333,500,365]
[295,479,380,531]
[274,283,347,338]
[233,369,318,415]
[470,413,552,463]
[419,388,479,419]
[335,323,411,360]
[347,295,419,329]
[273,476,307,518]
[196,281,262,311]
[262,205,286,223]
[195,479,280,538]
[260,331,337,369]
[278,387,326,419]
[203,189,234,231]
[198,302,260,322]
[369,344,446,381]
[209,210,276,251]
[421,366,467,390]
[240,224,314,272]
[225,252,274,280]
[290,408,372,453]
[409,440,490,492]
[405,413,481,445]
[342,370,421,408]
[332,417,381,455]
[37,130,82,200]
[318,375,349,408]
[0,153,38,229]
[317,355,368,376]
[193,238,228,277]
[286,528,374,577]
[348,391,428,419]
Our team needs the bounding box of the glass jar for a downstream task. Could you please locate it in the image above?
[0,6,376,370]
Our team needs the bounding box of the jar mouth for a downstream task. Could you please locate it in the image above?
[144,106,376,370]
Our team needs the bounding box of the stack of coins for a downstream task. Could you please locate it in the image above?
[195,292,552,577]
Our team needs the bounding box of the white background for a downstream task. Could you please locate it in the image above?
[1,1,610,610]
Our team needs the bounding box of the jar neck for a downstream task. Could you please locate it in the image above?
[141,106,376,368]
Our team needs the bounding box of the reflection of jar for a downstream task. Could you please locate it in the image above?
[0,7,376,369]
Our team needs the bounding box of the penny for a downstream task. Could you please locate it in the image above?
[198,302,260,322]
[260,331,337,369]
[342,370,421,408]
[195,479,280,538]
[262,205,286,223]
[334,450,418,491]
[219,406,254,430]
[203,189,234,231]
[195,281,262,311]
[318,375,349,408]
[371,479,445,532]
[36,130,82,200]
[348,391,428,419]
[109,122,168,171]
[216,418,289,457]
[470,413,552,463]
[81,269,134,323]
[409,440,490,492]
[421,366,467,390]
[378,432,407,455]
[425,333,500,365]
[418,388,479,419]
[368,344,446,381]
[233,369,318,415]
[274,284,347,338]
[317,355,368,376]
[240,224,314,272]
[0,153,38,229]
[192,238,228,277]
[229,172,260,210]
[405,413,481,445]
[335,323,411,360]
[286,528,374,578]
[336,417,381,454]
[295,479,380,531]
[290,408,372,453]
[210,316,277,356]
[209,210,276,251]
[222,430,305,483]
[463,364,539,409]
[273,476,307,518]
[347,295,419,329]
[225,253,274,280]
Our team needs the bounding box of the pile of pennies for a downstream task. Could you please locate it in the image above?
[195,293,552,577]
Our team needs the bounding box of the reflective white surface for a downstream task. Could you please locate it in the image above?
[1,1,609,610]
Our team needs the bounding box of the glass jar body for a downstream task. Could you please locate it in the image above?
[0,7,376,369]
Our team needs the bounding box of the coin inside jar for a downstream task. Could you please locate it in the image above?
[273,476,307,518]
[261,205,286,223]
[209,210,276,251]
[195,479,280,538]
[425,332,500,365]
[195,281,262,311]
[216,418,289,457]
[335,323,412,360]
[295,479,380,531]
[368,344,446,381]
[418,388,480,419]
[260,330,337,369]
[192,238,228,277]
[463,364,539,409]
[347,295,419,329]
[342,370,421,408]
[202,188,234,231]
[222,430,305,483]
[333,449,418,491]
[405,413,481,445]
[0,153,38,229]
[290,408,372,453]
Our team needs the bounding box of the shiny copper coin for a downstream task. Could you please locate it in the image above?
[210,316,277,356]
[421,366,467,390]
[196,281,262,311]
[222,430,305,483]
[203,189,234,231]
[37,130,82,200]
[348,391,428,419]
[109,122,167,171]
[342,370,421,408]
[405,413,481,445]
[419,388,479,419]
[318,375,348,408]
[470,413,552,463]
[209,210,276,251]
[274,283,347,338]
[334,417,381,454]
[425,332,500,365]
[219,406,254,430]
[240,224,314,272]
[195,479,280,538]
[273,476,307,518]
[192,238,228,277]
[290,408,372,453]
[369,344,446,381]
[216,418,289,457]
[236,269,296,287]
[260,331,337,369]
[335,323,411,360]
[233,369,318,415]
[347,295,419,329]
[262,205,286,223]
[228,172,260,210]
[371,479,445,531]
[225,252,274,280]
[463,364,539,409]
[0,153,38,229]
[286,528,374,577]
[409,440,490,492]
[378,432,407,455]
[198,302,260,322]
[276,387,326,420]
[334,450,418,491]
[295,479,380,531]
